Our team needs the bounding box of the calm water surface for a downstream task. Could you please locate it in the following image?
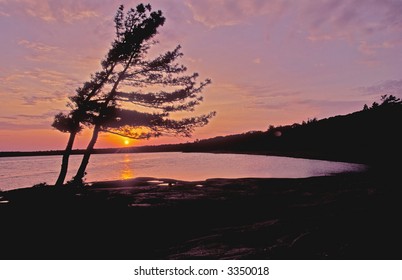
[0,152,366,191]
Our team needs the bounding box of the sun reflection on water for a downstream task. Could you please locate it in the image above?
[120,154,134,180]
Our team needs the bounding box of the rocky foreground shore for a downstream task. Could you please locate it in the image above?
[1,170,401,259]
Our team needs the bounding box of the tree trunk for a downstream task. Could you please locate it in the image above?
[55,131,77,187]
[73,55,134,185]
[73,125,100,185]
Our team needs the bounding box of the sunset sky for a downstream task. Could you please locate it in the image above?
[1,0,401,151]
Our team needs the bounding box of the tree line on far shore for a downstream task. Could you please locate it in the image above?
[177,94,402,165]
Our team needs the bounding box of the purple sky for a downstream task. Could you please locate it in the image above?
[1,0,401,151]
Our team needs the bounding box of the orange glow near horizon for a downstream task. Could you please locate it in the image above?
[97,133,138,149]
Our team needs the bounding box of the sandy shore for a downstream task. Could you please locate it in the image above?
[1,170,401,259]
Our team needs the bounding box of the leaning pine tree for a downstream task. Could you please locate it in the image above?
[53,4,215,186]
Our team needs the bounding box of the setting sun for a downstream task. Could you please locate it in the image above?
[124,139,130,145]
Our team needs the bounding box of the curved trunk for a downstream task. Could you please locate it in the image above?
[73,125,100,185]
[55,131,77,187]
[73,55,135,185]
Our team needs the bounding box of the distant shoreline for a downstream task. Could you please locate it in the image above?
[0,145,179,158]
[0,147,368,165]
[0,148,142,157]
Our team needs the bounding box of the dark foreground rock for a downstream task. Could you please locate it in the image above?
[1,170,401,259]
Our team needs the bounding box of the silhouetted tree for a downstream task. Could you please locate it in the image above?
[52,112,82,186]
[64,4,215,185]
[371,101,379,109]
[51,8,129,186]
[380,94,402,106]
[360,95,402,113]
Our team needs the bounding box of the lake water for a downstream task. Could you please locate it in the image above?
[0,152,366,191]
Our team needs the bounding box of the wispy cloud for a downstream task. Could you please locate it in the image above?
[209,82,303,116]
[230,83,301,99]
[10,68,79,88]
[245,98,363,118]
[358,39,400,56]
[0,110,57,130]
[0,115,17,120]
[301,0,402,55]
[0,68,81,106]
[357,80,402,97]
[22,95,58,106]
[0,9,10,17]
[185,0,288,28]
[0,0,100,23]
[18,39,59,52]
[60,7,98,23]
[184,0,402,60]
[17,111,58,120]
[0,120,50,130]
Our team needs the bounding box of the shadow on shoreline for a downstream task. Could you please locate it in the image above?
[1,168,401,260]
